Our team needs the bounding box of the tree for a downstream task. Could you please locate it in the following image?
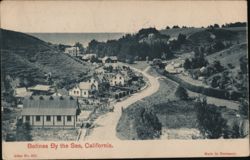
[183,58,191,69]
[74,42,84,54]
[136,108,162,140]
[195,97,228,139]
[16,120,32,141]
[166,26,170,29]
[177,34,186,43]
[213,60,224,73]
[239,99,249,117]
[172,25,180,29]
[213,24,220,28]
[213,41,225,51]
[175,86,189,100]
[239,57,248,74]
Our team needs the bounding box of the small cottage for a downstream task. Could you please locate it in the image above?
[15,87,33,98]
[21,96,78,128]
[69,82,96,98]
[109,73,125,86]
[87,77,100,90]
[102,56,112,64]
[64,46,80,56]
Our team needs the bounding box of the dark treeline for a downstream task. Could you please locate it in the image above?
[86,27,173,62]
[84,22,243,62]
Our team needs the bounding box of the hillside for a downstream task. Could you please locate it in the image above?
[160,28,205,39]
[1,29,93,88]
[206,43,247,68]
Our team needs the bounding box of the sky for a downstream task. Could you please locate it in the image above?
[0,0,247,33]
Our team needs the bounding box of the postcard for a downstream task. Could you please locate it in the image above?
[1,0,249,159]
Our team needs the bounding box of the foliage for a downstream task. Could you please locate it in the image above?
[135,108,162,140]
[86,28,172,61]
[184,51,209,70]
[239,99,249,117]
[222,22,247,28]
[213,41,226,51]
[175,86,189,100]
[16,119,32,141]
[195,97,228,139]
[239,56,248,74]
[74,42,84,54]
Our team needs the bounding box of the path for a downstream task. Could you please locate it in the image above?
[82,65,160,140]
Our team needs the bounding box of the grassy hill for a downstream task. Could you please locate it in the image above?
[1,29,93,88]
[206,43,247,69]
[160,28,205,39]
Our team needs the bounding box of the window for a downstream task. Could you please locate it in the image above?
[46,116,51,121]
[77,91,79,94]
[57,116,61,121]
[84,92,86,95]
[26,116,30,121]
[36,116,40,122]
[67,116,72,122]
[74,91,76,94]
[120,77,122,79]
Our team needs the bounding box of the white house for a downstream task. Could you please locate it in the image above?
[64,46,80,56]
[87,77,100,90]
[69,82,96,98]
[81,54,97,61]
[21,96,78,128]
[14,87,33,98]
[109,73,125,86]
[102,56,118,64]
[69,86,81,97]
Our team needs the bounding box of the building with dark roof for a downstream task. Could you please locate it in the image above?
[21,96,78,128]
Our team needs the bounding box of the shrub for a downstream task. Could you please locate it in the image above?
[16,120,32,141]
[175,86,189,100]
[135,108,162,140]
[195,97,228,139]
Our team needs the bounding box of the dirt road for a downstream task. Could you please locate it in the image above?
[82,65,160,140]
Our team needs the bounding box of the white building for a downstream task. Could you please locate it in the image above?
[64,46,80,56]
[69,82,97,98]
[109,73,125,86]
[21,96,78,128]
[87,77,100,90]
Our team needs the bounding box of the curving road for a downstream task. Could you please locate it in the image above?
[82,65,160,140]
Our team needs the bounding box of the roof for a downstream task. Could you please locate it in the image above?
[21,96,77,116]
[28,85,51,91]
[65,46,80,52]
[110,56,118,60]
[79,82,93,90]
[15,87,33,97]
[82,54,97,59]
[102,56,111,61]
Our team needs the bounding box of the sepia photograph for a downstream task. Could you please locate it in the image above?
[1,0,249,158]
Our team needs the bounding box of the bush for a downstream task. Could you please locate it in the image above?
[135,108,162,140]
[195,97,228,139]
[16,120,32,141]
[239,99,249,117]
[175,86,189,100]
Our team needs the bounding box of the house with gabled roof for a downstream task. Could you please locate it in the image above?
[109,73,125,86]
[14,87,33,98]
[21,96,78,128]
[102,56,118,64]
[69,82,97,98]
